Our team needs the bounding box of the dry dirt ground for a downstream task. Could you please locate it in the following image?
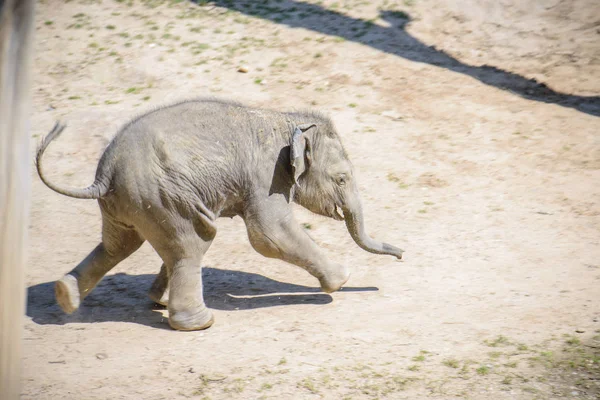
[23,0,600,399]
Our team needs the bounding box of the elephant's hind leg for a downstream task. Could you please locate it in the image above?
[140,214,216,331]
[167,253,214,331]
[55,216,145,314]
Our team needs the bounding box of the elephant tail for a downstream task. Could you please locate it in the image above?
[35,121,110,200]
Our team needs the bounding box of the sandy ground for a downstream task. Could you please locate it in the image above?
[23,0,600,399]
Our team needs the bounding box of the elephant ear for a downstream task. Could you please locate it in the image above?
[290,123,316,184]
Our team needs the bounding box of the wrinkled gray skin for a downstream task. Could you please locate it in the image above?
[36,98,403,331]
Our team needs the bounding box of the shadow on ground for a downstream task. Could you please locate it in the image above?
[26,267,378,329]
[203,0,599,117]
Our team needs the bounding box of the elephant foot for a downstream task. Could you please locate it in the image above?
[148,282,169,306]
[168,307,214,331]
[319,265,350,293]
[55,274,80,314]
[148,289,169,307]
[149,264,170,306]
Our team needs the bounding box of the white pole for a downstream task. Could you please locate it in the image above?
[0,0,36,398]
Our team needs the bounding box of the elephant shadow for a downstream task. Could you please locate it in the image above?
[26,267,378,329]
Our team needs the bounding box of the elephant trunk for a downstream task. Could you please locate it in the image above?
[343,189,404,260]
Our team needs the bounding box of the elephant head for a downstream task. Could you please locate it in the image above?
[290,122,404,259]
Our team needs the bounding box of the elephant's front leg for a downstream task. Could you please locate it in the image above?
[244,198,350,293]
[148,263,169,306]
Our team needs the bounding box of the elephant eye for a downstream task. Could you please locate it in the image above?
[335,174,347,186]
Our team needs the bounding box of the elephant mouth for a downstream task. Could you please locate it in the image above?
[332,204,345,221]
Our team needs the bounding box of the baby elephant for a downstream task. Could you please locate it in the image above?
[36,98,403,331]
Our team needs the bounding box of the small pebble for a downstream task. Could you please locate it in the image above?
[237,66,249,73]
[95,353,108,360]
[381,110,403,120]
[576,329,585,333]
